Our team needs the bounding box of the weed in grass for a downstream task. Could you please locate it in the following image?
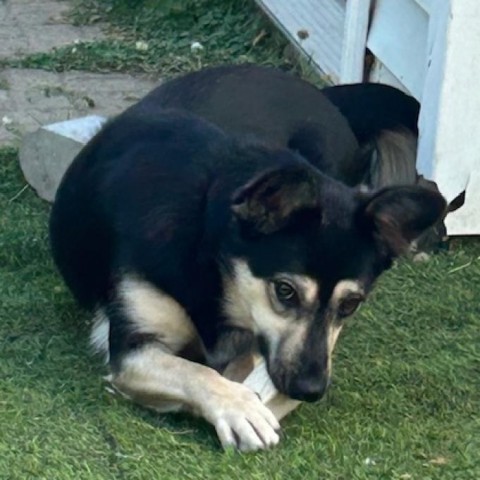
[0,76,10,90]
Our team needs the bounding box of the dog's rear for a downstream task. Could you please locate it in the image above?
[323,83,449,252]
[322,82,420,189]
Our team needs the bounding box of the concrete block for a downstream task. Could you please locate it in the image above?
[19,115,107,202]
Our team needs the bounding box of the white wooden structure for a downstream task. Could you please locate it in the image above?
[256,0,480,235]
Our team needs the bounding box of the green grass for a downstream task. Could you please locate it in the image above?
[1,144,479,480]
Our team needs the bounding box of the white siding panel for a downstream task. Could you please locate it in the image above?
[367,0,429,100]
[256,0,346,82]
[418,0,480,235]
[340,0,370,83]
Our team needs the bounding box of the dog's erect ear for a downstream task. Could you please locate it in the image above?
[231,166,320,234]
[361,185,447,256]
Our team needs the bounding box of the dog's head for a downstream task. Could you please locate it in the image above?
[222,164,446,402]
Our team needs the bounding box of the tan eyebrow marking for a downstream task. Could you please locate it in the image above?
[292,275,318,304]
[331,280,364,306]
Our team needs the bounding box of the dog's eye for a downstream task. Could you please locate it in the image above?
[273,280,297,305]
[338,296,362,318]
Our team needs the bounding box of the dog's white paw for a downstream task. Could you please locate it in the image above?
[204,382,281,452]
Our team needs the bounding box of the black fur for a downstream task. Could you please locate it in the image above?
[322,82,419,144]
[128,64,420,188]
[128,64,361,185]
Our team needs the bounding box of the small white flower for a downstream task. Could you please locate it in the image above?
[135,41,149,51]
[71,47,77,53]
[74,38,81,44]
[364,457,377,466]
[2,116,13,125]
[191,41,204,53]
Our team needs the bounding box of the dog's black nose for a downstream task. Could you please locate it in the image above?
[288,376,330,402]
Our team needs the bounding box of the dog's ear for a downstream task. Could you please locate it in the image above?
[231,165,319,234]
[361,185,447,256]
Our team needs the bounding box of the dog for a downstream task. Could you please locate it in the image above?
[50,101,446,451]
[129,64,447,253]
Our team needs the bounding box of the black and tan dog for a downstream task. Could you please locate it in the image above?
[50,80,446,450]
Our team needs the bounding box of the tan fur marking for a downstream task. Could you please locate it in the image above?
[120,276,201,354]
[330,279,364,306]
[223,260,319,380]
[296,276,318,304]
[326,324,343,373]
[222,260,291,347]
[222,260,317,343]
[326,279,363,373]
[372,128,418,188]
[278,322,309,364]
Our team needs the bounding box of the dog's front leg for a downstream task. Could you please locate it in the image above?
[109,345,280,451]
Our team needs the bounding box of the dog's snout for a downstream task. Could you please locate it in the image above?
[288,374,330,402]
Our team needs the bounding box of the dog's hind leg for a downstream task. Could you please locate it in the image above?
[108,346,280,451]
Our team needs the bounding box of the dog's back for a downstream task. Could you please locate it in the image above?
[133,64,421,189]
[130,65,446,252]
[131,64,362,184]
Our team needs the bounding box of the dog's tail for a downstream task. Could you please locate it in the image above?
[368,127,418,188]
[322,83,420,189]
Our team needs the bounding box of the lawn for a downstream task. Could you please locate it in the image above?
[1,1,479,479]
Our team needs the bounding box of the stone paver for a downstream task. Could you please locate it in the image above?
[0,68,159,144]
[0,0,105,58]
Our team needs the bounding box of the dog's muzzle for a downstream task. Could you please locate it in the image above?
[260,335,332,402]
[287,374,331,402]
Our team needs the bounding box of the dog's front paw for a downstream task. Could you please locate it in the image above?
[204,381,281,452]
